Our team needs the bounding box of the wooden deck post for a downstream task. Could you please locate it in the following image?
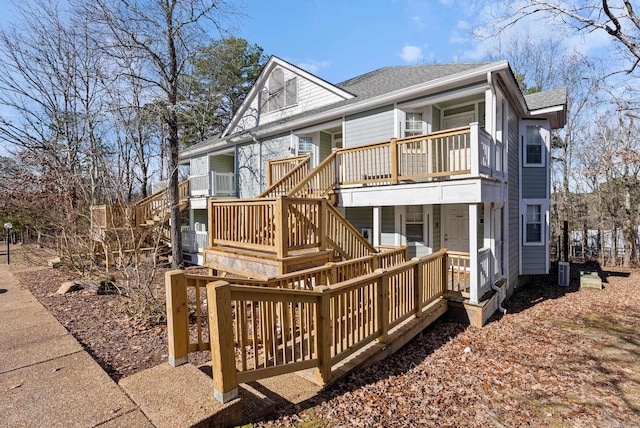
[376,269,389,343]
[166,270,189,367]
[390,138,399,184]
[314,285,332,385]
[276,197,288,259]
[207,280,238,403]
[413,258,424,317]
[441,249,449,296]
[319,199,328,251]
[207,199,215,248]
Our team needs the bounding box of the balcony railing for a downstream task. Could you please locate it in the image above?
[189,172,235,197]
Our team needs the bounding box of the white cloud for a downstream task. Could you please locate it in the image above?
[399,45,423,63]
[296,60,331,74]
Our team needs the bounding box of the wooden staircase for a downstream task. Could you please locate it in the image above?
[204,154,378,278]
[90,180,189,266]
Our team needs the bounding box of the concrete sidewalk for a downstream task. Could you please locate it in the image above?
[0,266,152,427]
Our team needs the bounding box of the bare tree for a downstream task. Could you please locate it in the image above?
[485,1,640,74]
[82,0,238,268]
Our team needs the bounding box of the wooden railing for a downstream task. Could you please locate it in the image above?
[325,203,377,259]
[208,196,377,260]
[448,251,470,296]
[288,152,337,198]
[260,155,310,198]
[135,180,189,226]
[267,155,310,187]
[166,249,448,402]
[166,248,408,364]
[265,124,499,198]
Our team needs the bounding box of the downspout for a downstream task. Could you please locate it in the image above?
[491,281,507,314]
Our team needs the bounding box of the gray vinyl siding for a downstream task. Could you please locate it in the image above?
[508,108,520,285]
[521,246,546,274]
[345,207,373,236]
[381,206,395,246]
[433,205,441,250]
[521,167,547,199]
[237,134,291,198]
[319,131,332,161]
[190,155,208,176]
[344,105,394,147]
[209,154,234,173]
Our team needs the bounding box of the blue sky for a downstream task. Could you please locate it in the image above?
[0,0,619,85]
[231,0,488,83]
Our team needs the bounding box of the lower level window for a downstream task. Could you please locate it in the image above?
[525,204,542,243]
[406,205,424,242]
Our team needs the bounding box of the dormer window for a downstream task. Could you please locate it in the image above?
[260,68,297,114]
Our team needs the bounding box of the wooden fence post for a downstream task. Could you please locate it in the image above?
[319,199,327,251]
[207,199,215,248]
[207,281,238,403]
[390,138,399,184]
[441,249,449,296]
[413,257,423,317]
[276,197,288,259]
[375,268,389,343]
[314,286,332,385]
[166,270,189,367]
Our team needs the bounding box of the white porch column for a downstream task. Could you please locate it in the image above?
[469,122,479,177]
[469,203,479,304]
[373,206,382,247]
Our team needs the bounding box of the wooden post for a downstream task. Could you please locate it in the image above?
[207,281,238,403]
[413,257,423,317]
[319,199,328,251]
[390,138,399,184]
[166,270,189,367]
[376,268,389,343]
[326,262,338,285]
[314,285,332,385]
[441,249,449,296]
[207,199,214,248]
[276,197,288,259]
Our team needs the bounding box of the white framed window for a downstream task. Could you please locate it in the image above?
[406,205,424,242]
[525,204,542,243]
[404,112,423,137]
[521,199,548,246]
[262,69,297,114]
[524,125,545,166]
[298,136,314,163]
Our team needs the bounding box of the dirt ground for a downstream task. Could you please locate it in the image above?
[6,243,640,427]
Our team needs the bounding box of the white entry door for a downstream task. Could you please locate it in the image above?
[443,205,469,252]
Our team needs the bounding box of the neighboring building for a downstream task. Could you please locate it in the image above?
[178,56,566,324]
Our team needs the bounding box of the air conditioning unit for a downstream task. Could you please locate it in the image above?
[558,261,570,286]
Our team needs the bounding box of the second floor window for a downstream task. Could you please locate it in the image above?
[261,68,297,113]
[525,126,544,166]
[405,112,423,137]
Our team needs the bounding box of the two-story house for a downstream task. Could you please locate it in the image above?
[178,56,566,326]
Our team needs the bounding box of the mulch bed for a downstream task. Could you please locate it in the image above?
[11,246,640,426]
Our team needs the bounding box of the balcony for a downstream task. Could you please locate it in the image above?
[189,171,235,198]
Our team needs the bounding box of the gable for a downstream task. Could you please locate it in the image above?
[223,57,353,137]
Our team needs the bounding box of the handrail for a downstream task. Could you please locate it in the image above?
[259,155,310,198]
[324,202,377,258]
[287,151,337,198]
[267,154,310,186]
[177,249,448,402]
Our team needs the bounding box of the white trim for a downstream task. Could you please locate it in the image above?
[293,118,342,135]
[222,56,354,138]
[397,83,489,109]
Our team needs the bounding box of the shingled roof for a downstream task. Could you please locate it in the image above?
[336,62,497,99]
[524,87,567,110]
